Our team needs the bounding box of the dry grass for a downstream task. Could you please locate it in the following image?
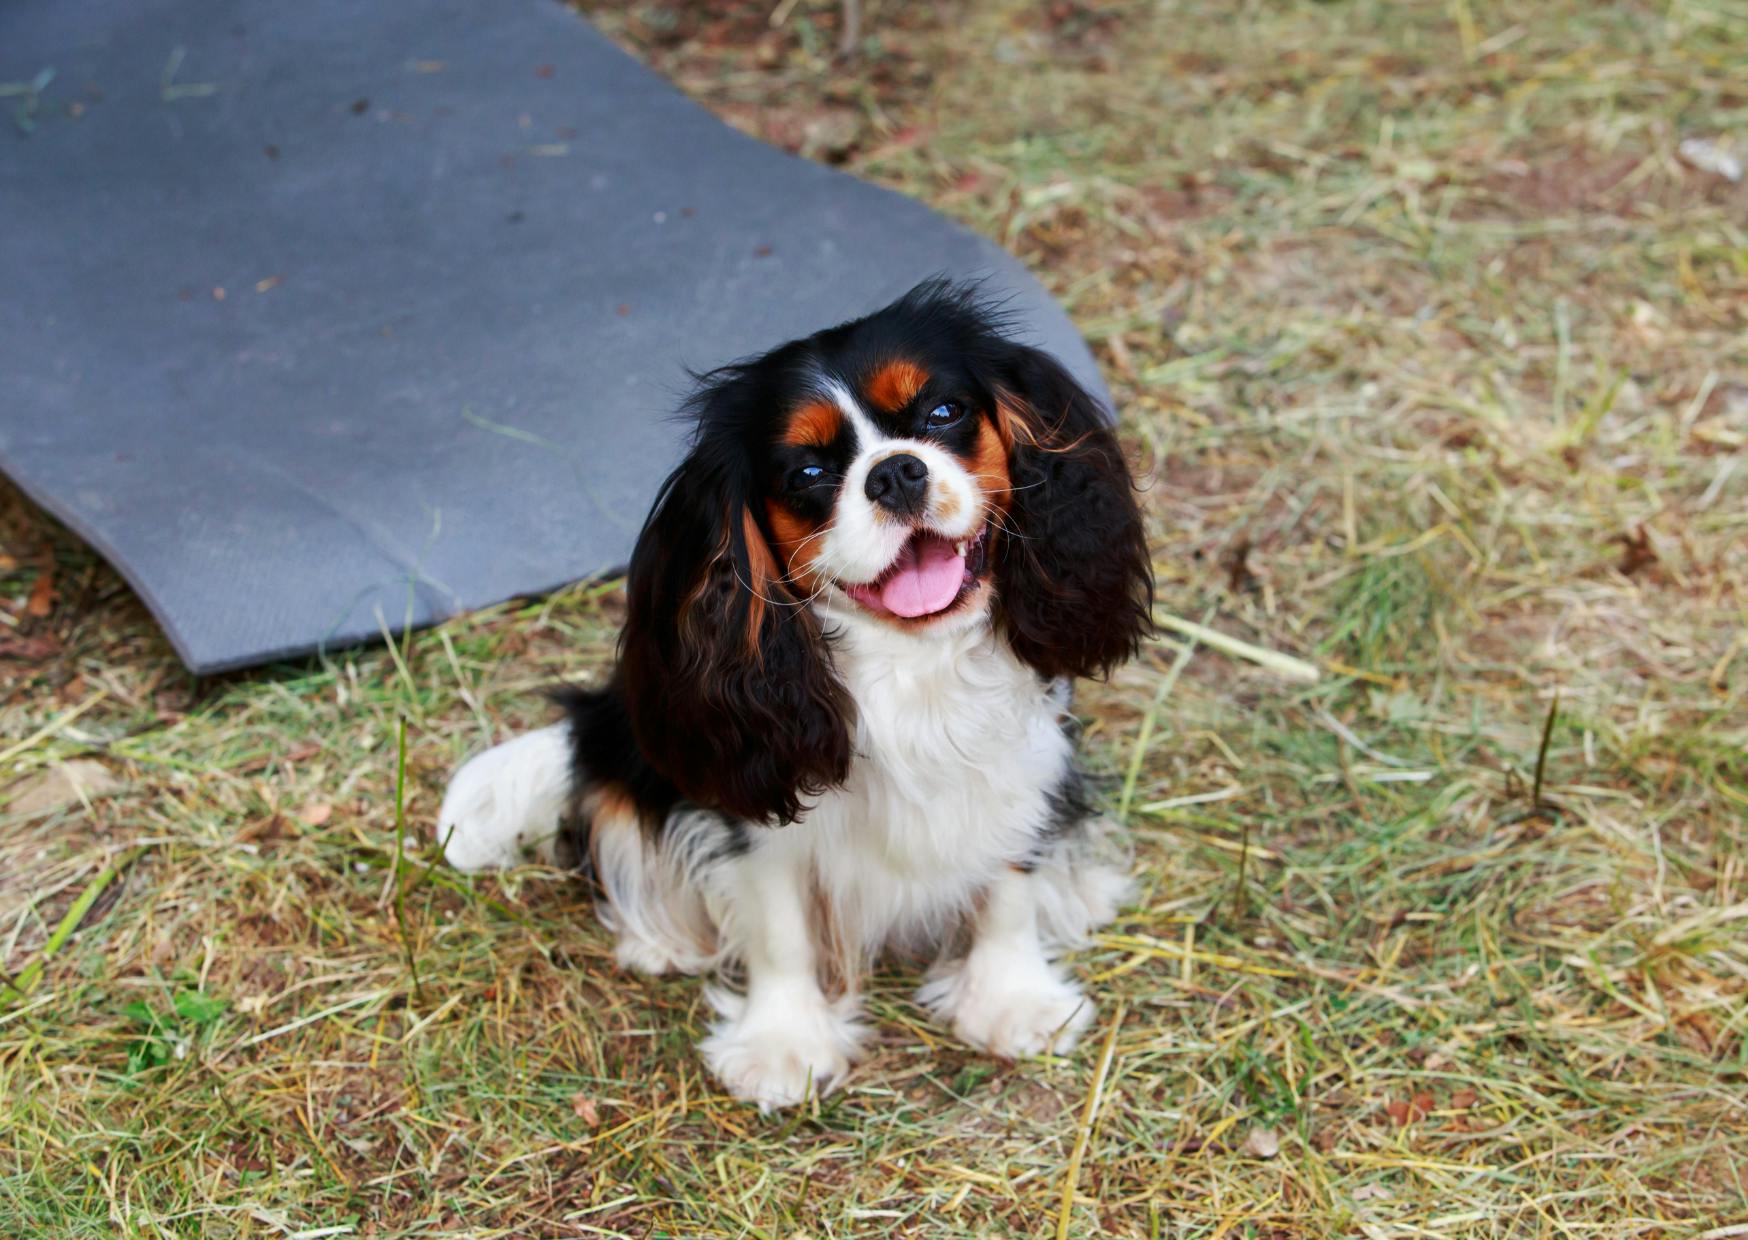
[4,0,1747,1234]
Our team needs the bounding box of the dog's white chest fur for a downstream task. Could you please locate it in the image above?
[757,615,1071,942]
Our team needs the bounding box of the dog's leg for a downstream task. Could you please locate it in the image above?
[700,852,865,1110]
[918,865,1097,1059]
[591,803,724,977]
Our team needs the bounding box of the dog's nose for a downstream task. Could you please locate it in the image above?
[864,453,929,514]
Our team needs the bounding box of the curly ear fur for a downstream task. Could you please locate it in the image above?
[617,442,854,826]
[994,346,1153,680]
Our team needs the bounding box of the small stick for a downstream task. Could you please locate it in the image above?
[0,688,109,767]
[1233,817,1252,921]
[1055,1003,1125,1240]
[1153,613,1320,683]
[838,0,862,58]
[1532,692,1560,812]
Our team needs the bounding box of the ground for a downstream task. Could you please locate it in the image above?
[3,0,1746,1235]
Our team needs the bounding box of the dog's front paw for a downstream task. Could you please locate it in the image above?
[700,993,863,1111]
[920,959,1094,1059]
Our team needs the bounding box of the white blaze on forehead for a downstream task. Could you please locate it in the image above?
[818,377,885,449]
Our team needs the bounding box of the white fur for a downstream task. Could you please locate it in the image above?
[436,725,572,871]
[917,867,1094,1058]
[820,376,882,448]
[594,805,725,977]
[698,853,868,1109]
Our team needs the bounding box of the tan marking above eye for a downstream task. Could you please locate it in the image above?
[784,400,843,447]
[865,360,929,413]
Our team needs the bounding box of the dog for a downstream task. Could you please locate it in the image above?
[437,280,1152,1109]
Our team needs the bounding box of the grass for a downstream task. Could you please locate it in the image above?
[4,0,1747,1233]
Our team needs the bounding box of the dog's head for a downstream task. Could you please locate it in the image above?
[617,280,1152,823]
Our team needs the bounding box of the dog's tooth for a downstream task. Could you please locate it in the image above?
[955,540,966,557]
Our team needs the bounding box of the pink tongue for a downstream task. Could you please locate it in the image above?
[879,536,966,618]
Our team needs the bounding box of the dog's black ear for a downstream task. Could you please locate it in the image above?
[992,346,1152,680]
[617,438,853,825]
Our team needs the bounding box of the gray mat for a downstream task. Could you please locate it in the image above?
[0,0,1106,674]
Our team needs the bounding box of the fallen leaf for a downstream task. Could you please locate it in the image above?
[24,562,56,618]
[569,1093,600,1126]
[1411,1091,1435,1120]
[1384,1098,1411,1127]
[1450,1088,1478,1110]
[1241,1126,1280,1159]
[8,759,124,817]
[299,803,333,826]
[1352,1183,1392,1202]
[241,812,292,844]
[1615,526,1658,577]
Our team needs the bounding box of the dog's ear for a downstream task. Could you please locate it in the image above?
[992,346,1152,680]
[617,439,853,825]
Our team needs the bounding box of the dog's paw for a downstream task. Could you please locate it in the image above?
[920,959,1093,1060]
[700,994,863,1111]
[613,934,683,976]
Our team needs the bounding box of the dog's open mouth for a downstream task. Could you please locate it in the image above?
[844,526,989,619]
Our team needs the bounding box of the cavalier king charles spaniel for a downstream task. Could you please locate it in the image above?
[438,281,1152,1109]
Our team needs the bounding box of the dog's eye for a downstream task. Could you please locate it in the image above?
[786,464,827,492]
[924,402,964,430]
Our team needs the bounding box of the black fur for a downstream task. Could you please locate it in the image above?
[551,681,680,822]
[1013,761,1094,873]
[994,345,1153,680]
[613,376,854,826]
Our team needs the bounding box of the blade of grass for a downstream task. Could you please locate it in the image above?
[1055,1002,1125,1240]
[1,845,144,1005]
[391,715,422,1003]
